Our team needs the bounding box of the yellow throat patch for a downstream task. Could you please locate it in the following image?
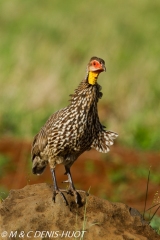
[88,71,99,85]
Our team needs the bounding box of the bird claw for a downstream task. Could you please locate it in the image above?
[68,189,88,206]
[52,189,69,206]
[74,190,80,205]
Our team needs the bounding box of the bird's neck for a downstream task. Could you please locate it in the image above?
[69,78,103,105]
[88,71,99,85]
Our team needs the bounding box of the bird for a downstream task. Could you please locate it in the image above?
[31,56,118,205]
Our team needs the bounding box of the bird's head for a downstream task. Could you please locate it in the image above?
[87,56,106,85]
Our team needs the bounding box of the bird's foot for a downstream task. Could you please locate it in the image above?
[52,188,69,206]
[62,180,89,206]
[67,188,89,206]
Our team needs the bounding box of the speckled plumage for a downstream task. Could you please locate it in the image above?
[31,56,118,204]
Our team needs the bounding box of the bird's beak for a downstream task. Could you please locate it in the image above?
[101,64,106,72]
[95,63,106,72]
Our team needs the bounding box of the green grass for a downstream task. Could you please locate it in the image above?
[0,0,160,150]
[150,215,160,235]
[0,187,8,202]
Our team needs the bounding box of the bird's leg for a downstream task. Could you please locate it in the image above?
[51,168,68,205]
[64,166,76,192]
[64,166,87,205]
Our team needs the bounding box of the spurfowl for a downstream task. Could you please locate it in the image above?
[31,56,118,205]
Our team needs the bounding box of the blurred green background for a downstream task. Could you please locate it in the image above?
[0,0,160,150]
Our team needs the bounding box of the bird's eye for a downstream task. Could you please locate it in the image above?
[93,61,96,66]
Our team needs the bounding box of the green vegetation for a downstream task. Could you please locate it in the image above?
[0,0,160,149]
[0,154,10,177]
[150,215,160,235]
[0,186,8,202]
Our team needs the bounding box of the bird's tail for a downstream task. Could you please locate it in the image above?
[91,130,118,153]
[32,156,48,175]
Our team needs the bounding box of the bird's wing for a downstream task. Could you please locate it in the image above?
[31,127,48,161]
[91,130,118,153]
[31,108,66,161]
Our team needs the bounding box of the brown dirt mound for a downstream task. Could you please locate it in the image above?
[0,183,159,240]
